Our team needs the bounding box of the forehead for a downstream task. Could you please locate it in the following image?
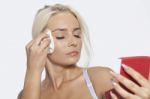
[47,12,80,30]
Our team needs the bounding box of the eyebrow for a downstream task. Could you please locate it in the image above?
[73,27,81,32]
[52,27,81,32]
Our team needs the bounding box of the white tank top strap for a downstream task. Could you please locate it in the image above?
[83,68,99,99]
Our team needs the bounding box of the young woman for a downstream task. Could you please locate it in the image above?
[18,4,150,99]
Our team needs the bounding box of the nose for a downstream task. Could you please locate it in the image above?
[68,35,77,47]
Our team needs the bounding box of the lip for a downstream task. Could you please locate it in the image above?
[66,51,79,56]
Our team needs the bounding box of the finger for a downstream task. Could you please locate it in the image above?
[39,38,50,49]
[43,28,50,34]
[110,91,118,99]
[25,40,34,51]
[110,71,145,97]
[112,81,140,99]
[122,64,149,87]
[33,33,49,47]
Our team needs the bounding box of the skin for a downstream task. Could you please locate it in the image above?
[18,12,150,99]
[110,65,150,99]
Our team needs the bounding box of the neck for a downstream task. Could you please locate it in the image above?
[44,59,81,91]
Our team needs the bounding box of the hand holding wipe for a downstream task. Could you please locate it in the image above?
[46,30,55,54]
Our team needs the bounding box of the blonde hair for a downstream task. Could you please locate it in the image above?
[32,4,92,67]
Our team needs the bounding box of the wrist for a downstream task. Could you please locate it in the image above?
[27,65,44,75]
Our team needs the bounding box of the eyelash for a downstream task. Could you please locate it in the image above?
[74,35,80,38]
[56,35,81,40]
[56,37,65,39]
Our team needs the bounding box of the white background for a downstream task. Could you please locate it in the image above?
[0,0,150,98]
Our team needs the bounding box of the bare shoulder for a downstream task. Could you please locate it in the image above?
[86,66,114,95]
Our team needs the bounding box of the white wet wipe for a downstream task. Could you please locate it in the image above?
[46,30,55,53]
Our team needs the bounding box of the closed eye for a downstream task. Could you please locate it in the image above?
[56,37,64,39]
[56,35,81,40]
[74,35,81,38]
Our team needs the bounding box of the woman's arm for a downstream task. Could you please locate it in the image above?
[87,66,116,98]
[20,69,42,99]
[20,33,50,99]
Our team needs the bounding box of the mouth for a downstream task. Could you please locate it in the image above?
[66,51,79,57]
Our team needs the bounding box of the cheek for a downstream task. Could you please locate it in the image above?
[78,39,82,50]
[53,40,67,55]
[48,40,67,62]
[48,39,82,65]
[53,38,82,54]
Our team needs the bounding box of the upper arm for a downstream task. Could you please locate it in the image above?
[88,66,116,97]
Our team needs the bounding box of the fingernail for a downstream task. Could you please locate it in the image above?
[111,79,117,86]
[46,32,50,37]
[46,31,49,34]
[110,91,114,96]
[40,41,43,44]
[110,91,113,95]
[47,37,51,40]
[122,64,129,71]
[43,38,49,41]
[110,91,116,98]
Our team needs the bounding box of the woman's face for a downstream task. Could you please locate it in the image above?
[47,12,82,66]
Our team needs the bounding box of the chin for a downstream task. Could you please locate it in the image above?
[68,56,80,62]
[61,57,80,66]
[48,54,80,66]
